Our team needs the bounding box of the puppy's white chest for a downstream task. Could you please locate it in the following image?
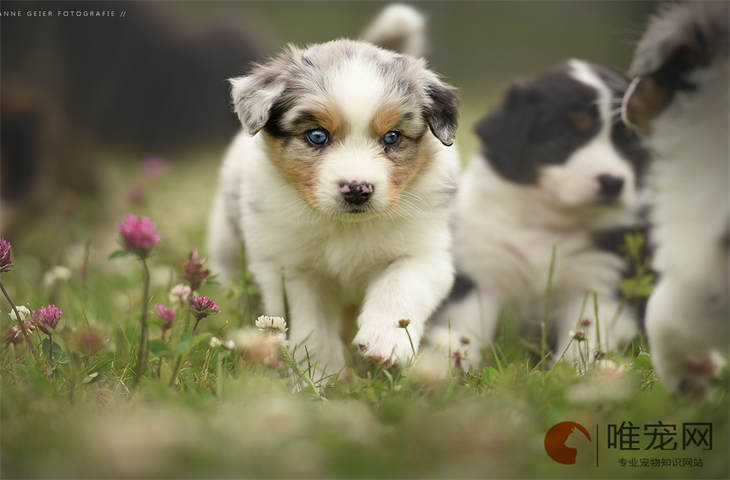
[484,226,578,296]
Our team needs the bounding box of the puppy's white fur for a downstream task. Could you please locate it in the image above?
[430,61,641,368]
[208,8,459,377]
[636,61,728,396]
[209,131,458,374]
[360,3,426,58]
[621,2,729,397]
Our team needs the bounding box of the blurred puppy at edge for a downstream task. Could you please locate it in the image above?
[208,5,460,377]
[429,60,650,370]
[623,1,729,398]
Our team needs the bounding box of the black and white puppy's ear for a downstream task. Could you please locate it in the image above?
[474,81,537,183]
[421,70,459,146]
[229,54,290,135]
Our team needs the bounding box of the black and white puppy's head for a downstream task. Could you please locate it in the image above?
[229,40,457,216]
[622,1,728,148]
[476,59,649,209]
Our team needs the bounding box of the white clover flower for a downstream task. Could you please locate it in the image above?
[209,337,235,350]
[168,284,192,305]
[255,315,287,334]
[43,265,72,288]
[8,305,31,322]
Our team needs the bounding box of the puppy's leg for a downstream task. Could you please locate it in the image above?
[248,261,286,317]
[554,293,638,364]
[646,279,727,399]
[427,285,501,372]
[354,254,453,365]
[285,273,346,379]
[207,188,241,283]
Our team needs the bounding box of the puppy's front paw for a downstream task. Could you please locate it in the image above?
[353,321,418,367]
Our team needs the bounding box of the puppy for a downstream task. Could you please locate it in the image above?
[208,6,459,377]
[623,2,729,397]
[429,60,649,369]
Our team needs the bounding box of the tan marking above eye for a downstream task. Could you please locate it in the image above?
[311,105,344,136]
[570,111,594,133]
[372,105,404,137]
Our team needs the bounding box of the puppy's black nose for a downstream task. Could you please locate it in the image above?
[598,174,624,199]
[339,181,374,206]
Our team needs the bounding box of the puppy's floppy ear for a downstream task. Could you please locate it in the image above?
[229,55,289,135]
[422,70,459,146]
[474,81,536,182]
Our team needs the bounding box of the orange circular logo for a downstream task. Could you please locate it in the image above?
[544,421,592,465]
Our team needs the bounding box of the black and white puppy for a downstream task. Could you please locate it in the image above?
[623,1,729,397]
[208,6,459,377]
[429,59,649,368]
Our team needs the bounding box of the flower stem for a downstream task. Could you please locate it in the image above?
[542,244,557,361]
[404,325,417,361]
[216,352,222,398]
[169,311,191,387]
[0,280,41,363]
[48,334,54,362]
[132,258,151,388]
[157,330,166,379]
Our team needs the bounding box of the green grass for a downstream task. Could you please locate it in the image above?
[2,151,728,479]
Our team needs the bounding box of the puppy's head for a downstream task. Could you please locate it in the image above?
[622,2,728,142]
[230,40,457,216]
[475,59,649,209]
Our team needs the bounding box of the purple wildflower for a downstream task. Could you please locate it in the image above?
[191,296,219,317]
[0,238,12,272]
[182,250,210,291]
[190,296,219,330]
[154,303,175,331]
[32,305,63,335]
[118,214,161,255]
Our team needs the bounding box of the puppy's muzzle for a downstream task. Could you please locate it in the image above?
[597,174,624,200]
[339,181,374,206]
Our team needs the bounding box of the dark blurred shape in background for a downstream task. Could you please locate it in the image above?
[1,1,658,235]
[1,1,264,230]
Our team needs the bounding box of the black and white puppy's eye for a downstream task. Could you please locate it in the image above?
[306,127,329,146]
[383,130,401,146]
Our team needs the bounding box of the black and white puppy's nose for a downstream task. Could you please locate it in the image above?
[598,174,624,199]
[339,181,375,206]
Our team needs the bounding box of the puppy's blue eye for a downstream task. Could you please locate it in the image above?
[383,130,400,146]
[306,128,329,146]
